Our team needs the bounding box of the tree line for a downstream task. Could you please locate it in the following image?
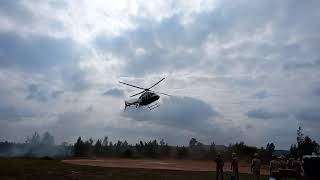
[73,137,171,158]
[0,126,318,160]
[69,127,319,160]
[0,132,71,157]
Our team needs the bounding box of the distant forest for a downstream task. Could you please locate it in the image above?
[0,126,318,161]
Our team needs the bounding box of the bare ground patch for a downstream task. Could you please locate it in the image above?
[63,158,269,175]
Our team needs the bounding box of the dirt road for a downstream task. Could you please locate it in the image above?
[63,159,269,175]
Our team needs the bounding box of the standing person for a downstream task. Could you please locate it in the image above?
[215,152,224,180]
[279,155,287,169]
[292,157,302,177]
[287,157,294,169]
[269,155,280,179]
[230,152,239,180]
[251,153,261,180]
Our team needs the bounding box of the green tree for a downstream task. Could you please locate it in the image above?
[207,141,216,158]
[266,143,275,154]
[290,144,298,156]
[73,137,84,156]
[293,126,319,156]
[144,140,159,158]
[189,138,197,148]
[162,143,170,156]
[26,132,41,145]
[102,136,108,147]
[160,139,166,146]
[159,139,170,157]
[176,146,189,158]
[229,142,258,156]
[297,126,304,146]
[102,136,108,153]
[84,139,93,155]
[299,136,319,155]
[135,141,144,155]
[41,132,55,146]
[210,141,216,152]
[94,139,103,154]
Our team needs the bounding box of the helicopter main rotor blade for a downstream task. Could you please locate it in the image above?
[130,90,145,97]
[148,78,165,89]
[119,81,146,90]
[151,90,171,96]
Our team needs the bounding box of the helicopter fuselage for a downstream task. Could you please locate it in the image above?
[125,91,159,109]
[138,92,160,106]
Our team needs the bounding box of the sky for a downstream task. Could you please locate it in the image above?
[0,0,319,149]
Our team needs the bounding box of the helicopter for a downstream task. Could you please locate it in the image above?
[119,78,171,110]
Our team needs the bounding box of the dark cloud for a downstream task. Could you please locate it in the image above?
[0,105,33,121]
[0,32,80,72]
[312,86,320,96]
[26,84,64,102]
[295,107,320,123]
[26,84,49,102]
[0,106,20,121]
[0,1,34,25]
[283,60,320,71]
[253,90,270,99]
[51,90,64,99]
[61,69,92,92]
[121,96,238,144]
[123,96,219,128]
[50,111,91,141]
[102,88,124,97]
[85,106,94,112]
[247,109,288,119]
[245,124,254,130]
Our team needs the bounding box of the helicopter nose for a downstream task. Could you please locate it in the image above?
[155,94,160,99]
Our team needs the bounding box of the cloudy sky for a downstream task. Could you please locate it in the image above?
[0,0,319,149]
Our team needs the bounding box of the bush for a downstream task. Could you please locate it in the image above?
[40,156,54,160]
[123,149,133,158]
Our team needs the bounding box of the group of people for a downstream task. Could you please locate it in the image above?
[270,155,303,179]
[214,152,303,180]
[215,152,242,180]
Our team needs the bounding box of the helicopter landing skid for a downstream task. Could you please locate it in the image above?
[148,103,160,110]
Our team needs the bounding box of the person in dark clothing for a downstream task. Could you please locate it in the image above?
[251,153,261,180]
[215,152,224,180]
[302,154,320,180]
[292,157,302,177]
[231,152,239,180]
[269,155,280,179]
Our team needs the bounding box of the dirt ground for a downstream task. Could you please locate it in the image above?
[63,158,269,175]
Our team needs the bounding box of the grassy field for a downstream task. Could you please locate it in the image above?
[0,158,271,180]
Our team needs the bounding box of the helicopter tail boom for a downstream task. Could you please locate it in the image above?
[125,101,129,110]
[124,100,139,110]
